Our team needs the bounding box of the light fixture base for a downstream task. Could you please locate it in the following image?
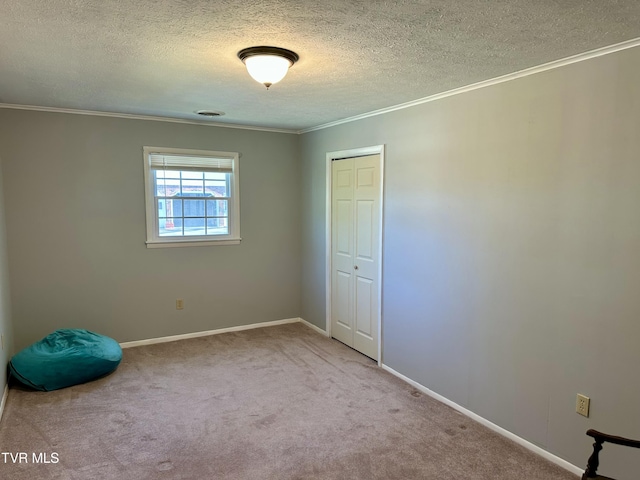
[237,46,299,65]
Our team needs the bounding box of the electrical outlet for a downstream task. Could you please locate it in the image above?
[176,299,184,310]
[576,394,590,417]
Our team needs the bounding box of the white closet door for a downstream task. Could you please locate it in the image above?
[331,154,380,360]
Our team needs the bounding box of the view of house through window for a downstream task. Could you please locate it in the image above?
[143,147,240,247]
[155,170,230,237]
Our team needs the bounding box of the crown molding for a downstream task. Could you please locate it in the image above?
[299,37,640,134]
[0,104,298,135]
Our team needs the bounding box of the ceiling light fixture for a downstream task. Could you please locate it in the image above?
[237,46,299,90]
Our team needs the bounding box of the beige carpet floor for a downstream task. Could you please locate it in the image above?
[0,323,579,479]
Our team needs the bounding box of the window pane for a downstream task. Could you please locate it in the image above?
[184,218,205,236]
[206,199,228,217]
[182,179,204,194]
[156,176,181,195]
[182,171,204,180]
[207,218,229,235]
[155,170,180,179]
[204,172,226,180]
[164,199,182,217]
[184,199,205,217]
[155,179,168,197]
[205,180,228,197]
[165,185,180,196]
[157,199,166,219]
[155,171,181,196]
[159,218,183,236]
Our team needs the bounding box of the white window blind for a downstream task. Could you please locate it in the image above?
[148,153,234,172]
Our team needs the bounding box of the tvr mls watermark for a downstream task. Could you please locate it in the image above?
[1,452,59,464]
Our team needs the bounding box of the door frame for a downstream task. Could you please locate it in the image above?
[325,145,385,365]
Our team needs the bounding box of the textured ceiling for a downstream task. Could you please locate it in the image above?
[1,1,639,131]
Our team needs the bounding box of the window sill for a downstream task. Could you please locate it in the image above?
[146,238,241,248]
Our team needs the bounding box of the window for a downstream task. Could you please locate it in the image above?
[143,147,240,247]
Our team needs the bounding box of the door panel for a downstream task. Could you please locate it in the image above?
[356,200,374,261]
[337,168,352,188]
[335,271,352,330]
[355,276,373,337]
[356,166,375,187]
[336,200,352,256]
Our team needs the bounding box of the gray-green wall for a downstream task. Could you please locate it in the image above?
[300,46,640,479]
[0,110,301,351]
[0,155,14,391]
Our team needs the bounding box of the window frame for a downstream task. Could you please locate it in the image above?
[143,146,241,248]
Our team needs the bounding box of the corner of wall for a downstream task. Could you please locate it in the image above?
[0,151,15,410]
[0,384,8,423]
[299,317,329,337]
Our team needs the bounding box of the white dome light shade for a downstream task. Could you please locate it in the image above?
[244,55,292,87]
[238,46,299,89]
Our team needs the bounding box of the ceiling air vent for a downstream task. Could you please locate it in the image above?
[196,110,225,117]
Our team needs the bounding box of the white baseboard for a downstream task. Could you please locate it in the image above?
[0,384,8,424]
[380,364,583,477]
[120,317,301,349]
[299,317,329,337]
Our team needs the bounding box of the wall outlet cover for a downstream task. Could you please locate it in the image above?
[576,394,590,417]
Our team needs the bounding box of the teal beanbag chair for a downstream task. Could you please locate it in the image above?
[9,329,122,391]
